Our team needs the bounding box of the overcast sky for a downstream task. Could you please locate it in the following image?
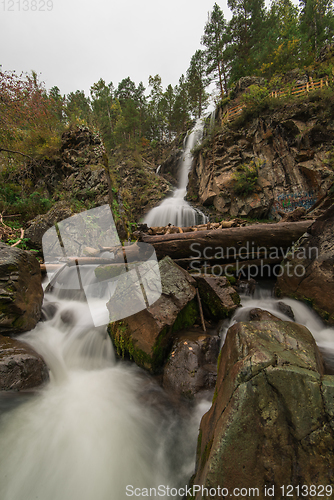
[0,0,236,97]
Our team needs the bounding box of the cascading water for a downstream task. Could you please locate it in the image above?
[0,290,210,500]
[144,118,208,227]
[221,284,334,371]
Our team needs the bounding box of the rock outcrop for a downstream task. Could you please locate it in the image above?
[194,276,240,320]
[0,335,49,390]
[108,256,199,373]
[276,203,334,324]
[192,320,334,499]
[0,243,43,335]
[108,256,241,374]
[25,202,73,251]
[162,330,220,399]
[188,96,334,219]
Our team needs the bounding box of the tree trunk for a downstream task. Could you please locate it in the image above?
[140,221,313,261]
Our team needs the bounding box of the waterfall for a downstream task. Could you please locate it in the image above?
[0,290,210,500]
[144,118,207,228]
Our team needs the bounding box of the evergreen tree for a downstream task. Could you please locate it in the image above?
[160,84,176,140]
[65,90,92,124]
[147,74,166,141]
[259,0,300,77]
[186,49,209,118]
[171,75,190,135]
[201,3,229,98]
[114,77,146,141]
[90,79,114,148]
[299,0,334,62]
[227,0,267,82]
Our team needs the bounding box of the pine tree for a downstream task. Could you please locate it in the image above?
[65,90,92,124]
[299,0,334,62]
[186,49,210,118]
[171,75,190,134]
[259,0,300,77]
[90,79,114,148]
[227,0,267,82]
[201,3,229,98]
[160,84,176,140]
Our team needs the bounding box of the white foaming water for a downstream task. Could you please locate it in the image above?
[221,285,334,370]
[144,118,207,228]
[0,296,210,500]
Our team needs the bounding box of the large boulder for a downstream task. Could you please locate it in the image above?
[191,321,334,499]
[108,256,199,373]
[275,204,334,324]
[162,330,220,400]
[25,201,73,251]
[0,243,43,335]
[195,276,240,321]
[0,335,49,390]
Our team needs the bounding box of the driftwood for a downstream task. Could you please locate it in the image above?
[141,221,314,261]
[136,219,243,237]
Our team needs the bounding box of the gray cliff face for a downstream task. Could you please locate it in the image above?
[188,98,334,219]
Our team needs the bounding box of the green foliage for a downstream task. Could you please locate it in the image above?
[6,237,38,252]
[0,185,53,222]
[232,160,260,196]
[201,3,229,98]
[186,50,210,118]
[241,84,270,105]
[0,70,66,167]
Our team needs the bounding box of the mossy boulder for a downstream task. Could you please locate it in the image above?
[195,275,240,321]
[0,243,43,335]
[108,256,199,373]
[191,321,334,500]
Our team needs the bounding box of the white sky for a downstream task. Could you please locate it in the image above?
[0,0,233,97]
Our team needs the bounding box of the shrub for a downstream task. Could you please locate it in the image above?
[232,161,259,196]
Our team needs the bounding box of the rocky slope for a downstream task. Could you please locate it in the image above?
[187,89,334,220]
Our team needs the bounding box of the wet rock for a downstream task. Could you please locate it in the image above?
[195,276,240,321]
[162,330,220,399]
[275,203,334,324]
[192,321,334,499]
[108,256,198,373]
[232,76,265,97]
[277,301,295,320]
[249,308,282,321]
[234,278,257,296]
[25,202,73,251]
[60,309,75,326]
[40,300,58,322]
[0,335,49,390]
[159,148,183,186]
[0,243,43,335]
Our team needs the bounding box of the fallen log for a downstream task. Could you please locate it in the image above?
[141,221,314,261]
